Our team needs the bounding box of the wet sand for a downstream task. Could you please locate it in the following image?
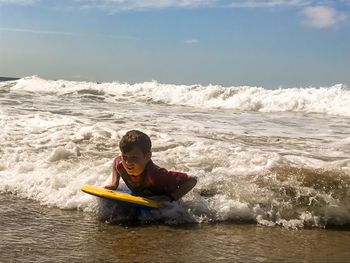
[1,193,350,263]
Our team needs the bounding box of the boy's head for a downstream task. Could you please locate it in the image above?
[119,130,152,176]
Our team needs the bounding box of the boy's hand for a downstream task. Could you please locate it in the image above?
[104,184,117,190]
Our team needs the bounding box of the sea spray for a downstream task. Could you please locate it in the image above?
[2,76,349,117]
[1,76,350,228]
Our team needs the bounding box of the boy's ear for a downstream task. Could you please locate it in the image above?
[146,151,152,160]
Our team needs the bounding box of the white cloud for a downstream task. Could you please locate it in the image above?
[227,0,311,8]
[0,0,348,11]
[301,5,347,28]
[184,39,199,44]
[0,0,36,5]
[0,27,139,40]
[0,27,73,36]
[74,0,216,12]
[74,0,322,11]
[69,0,348,12]
[0,27,73,35]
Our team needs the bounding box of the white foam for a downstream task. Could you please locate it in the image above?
[47,145,80,162]
[1,76,350,228]
[3,76,350,117]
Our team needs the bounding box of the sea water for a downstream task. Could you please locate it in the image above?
[1,76,350,230]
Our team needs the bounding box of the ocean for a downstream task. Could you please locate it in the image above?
[1,76,350,262]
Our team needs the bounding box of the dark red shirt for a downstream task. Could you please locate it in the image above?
[114,156,188,197]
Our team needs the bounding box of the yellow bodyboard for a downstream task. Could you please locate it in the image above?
[81,185,159,208]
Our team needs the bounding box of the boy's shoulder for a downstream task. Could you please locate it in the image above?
[114,155,122,166]
[146,160,188,180]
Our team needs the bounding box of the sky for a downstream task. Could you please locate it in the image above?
[0,0,349,87]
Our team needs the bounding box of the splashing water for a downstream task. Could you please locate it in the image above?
[1,76,350,229]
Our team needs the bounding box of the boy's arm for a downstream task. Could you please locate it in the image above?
[104,163,120,190]
[169,176,197,201]
[149,174,197,203]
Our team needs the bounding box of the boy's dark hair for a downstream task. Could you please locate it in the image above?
[119,130,152,154]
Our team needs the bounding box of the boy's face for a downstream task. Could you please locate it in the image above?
[121,147,151,176]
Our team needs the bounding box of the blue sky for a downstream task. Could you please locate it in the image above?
[0,0,349,87]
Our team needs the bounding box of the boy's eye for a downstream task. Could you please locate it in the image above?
[123,156,138,162]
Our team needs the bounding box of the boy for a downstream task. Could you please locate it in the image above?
[104,130,197,204]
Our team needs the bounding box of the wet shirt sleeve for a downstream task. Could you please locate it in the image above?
[114,156,122,175]
[149,166,188,195]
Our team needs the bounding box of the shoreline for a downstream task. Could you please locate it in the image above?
[1,193,350,263]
